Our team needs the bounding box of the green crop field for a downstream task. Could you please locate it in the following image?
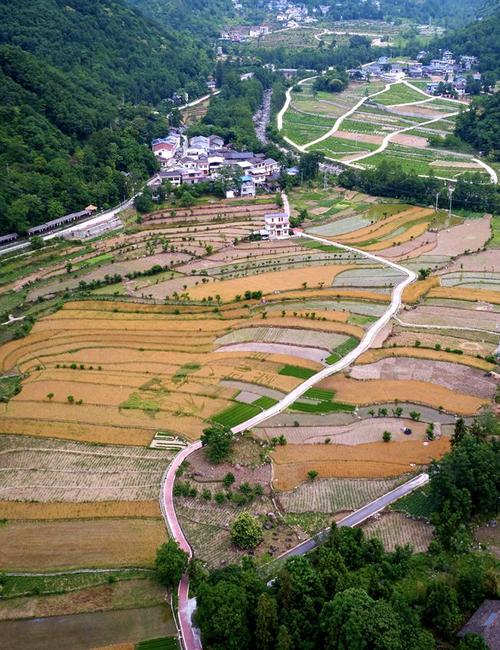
[375,83,427,106]
[289,400,356,413]
[303,387,335,401]
[253,395,278,409]
[391,486,435,519]
[212,402,261,427]
[326,337,359,364]
[279,364,316,379]
[310,137,379,156]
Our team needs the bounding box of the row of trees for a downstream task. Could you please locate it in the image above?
[338,161,500,214]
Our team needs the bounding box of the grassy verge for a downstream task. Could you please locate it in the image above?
[0,375,22,402]
[136,638,180,650]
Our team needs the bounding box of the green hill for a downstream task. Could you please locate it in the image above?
[0,0,214,234]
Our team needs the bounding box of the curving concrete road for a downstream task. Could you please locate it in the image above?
[161,230,417,650]
[231,232,416,433]
[160,441,202,650]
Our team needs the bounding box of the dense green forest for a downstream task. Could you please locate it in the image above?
[191,426,499,650]
[455,93,500,159]
[0,0,214,234]
[128,0,234,37]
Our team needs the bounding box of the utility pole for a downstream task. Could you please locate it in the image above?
[447,184,455,227]
[448,184,455,218]
[323,170,328,191]
[435,191,440,212]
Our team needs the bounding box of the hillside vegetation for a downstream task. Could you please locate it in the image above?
[0,0,213,234]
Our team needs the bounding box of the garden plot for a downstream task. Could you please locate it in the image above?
[374,83,428,106]
[440,271,500,290]
[279,476,403,513]
[332,267,405,290]
[441,249,499,274]
[359,143,482,178]
[216,326,349,352]
[400,304,500,331]
[0,500,161,519]
[308,214,373,236]
[282,108,336,145]
[0,435,174,502]
[384,328,498,358]
[350,357,496,398]
[363,512,433,552]
[427,216,492,257]
[271,437,450,489]
[258,417,427,445]
[356,403,460,424]
[0,519,166,570]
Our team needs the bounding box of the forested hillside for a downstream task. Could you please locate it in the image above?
[0,0,214,234]
[427,7,500,81]
[128,0,234,36]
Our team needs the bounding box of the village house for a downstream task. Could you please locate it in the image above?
[264,212,290,239]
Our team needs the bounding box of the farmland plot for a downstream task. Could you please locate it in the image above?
[0,519,167,570]
[0,435,174,502]
[279,476,403,513]
[363,512,433,552]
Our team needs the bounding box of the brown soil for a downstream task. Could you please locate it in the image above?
[272,437,450,490]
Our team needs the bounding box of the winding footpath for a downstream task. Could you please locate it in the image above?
[161,231,418,650]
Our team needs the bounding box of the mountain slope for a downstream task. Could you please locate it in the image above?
[0,0,214,234]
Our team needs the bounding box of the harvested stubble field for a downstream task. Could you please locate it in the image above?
[362,512,433,552]
[317,375,486,415]
[2,298,367,442]
[187,264,359,301]
[0,500,161,519]
[0,519,167,570]
[427,286,500,305]
[271,437,450,490]
[278,476,403,513]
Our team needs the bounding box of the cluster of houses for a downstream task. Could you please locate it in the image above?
[350,51,481,96]
[151,134,281,197]
[220,1,324,41]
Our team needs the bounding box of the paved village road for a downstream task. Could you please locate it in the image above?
[160,231,417,650]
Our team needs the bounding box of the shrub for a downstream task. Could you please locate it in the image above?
[223,472,235,488]
[230,513,263,549]
[307,469,318,481]
[382,430,392,443]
